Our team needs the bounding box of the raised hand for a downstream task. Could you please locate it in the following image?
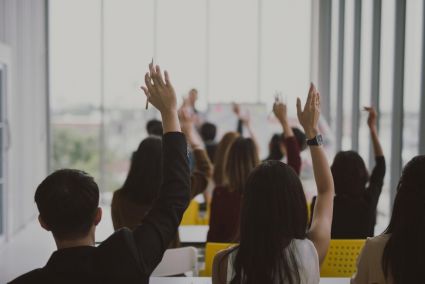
[232,103,241,118]
[296,83,320,139]
[273,101,288,123]
[141,63,177,115]
[140,63,180,133]
[178,106,203,149]
[364,106,377,131]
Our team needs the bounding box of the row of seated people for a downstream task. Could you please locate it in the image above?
[9,63,424,284]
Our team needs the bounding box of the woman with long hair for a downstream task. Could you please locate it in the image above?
[111,109,212,247]
[212,84,335,284]
[309,107,385,238]
[352,155,425,284]
[207,136,260,243]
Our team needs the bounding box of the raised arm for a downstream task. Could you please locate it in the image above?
[136,63,190,273]
[179,107,213,198]
[363,106,386,201]
[299,84,335,264]
[364,107,383,157]
[273,100,301,174]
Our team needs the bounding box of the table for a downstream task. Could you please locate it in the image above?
[149,277,350,284]
[179,225,209,246]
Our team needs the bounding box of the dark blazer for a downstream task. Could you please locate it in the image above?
[9,132,190,284]
[310,156,386,239]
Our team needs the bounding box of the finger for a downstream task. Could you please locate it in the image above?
[164,70,172,86]
[149,61,155,77]
[306,83,314,110]
[310,89,317,110]
[140,86,152,101]
[296,97,302,120]
[155,65,165,87]
[144,73,154,93]
[316,92,321,110]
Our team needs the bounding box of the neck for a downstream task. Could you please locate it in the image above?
[55,233,95,250]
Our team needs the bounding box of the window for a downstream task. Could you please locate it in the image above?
[0,64,7,240]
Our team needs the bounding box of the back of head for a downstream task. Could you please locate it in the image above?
[121,137,163,204]
[225,137,259,194]
[331,151,368,196]
[35,169,99,240]
[200,122,217,142]
[213,132,240,185]
[383,155,425,283]
[267,133,284,161]
[231,161,307,284]
[146,119,163,136]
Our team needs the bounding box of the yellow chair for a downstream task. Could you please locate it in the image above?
[180,200,200,225]
[320,239,366,277]
[201,242,236,276]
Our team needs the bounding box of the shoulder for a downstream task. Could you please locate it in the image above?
[293,239,319,261]
[365,234,390,250]
[8,269,45,284]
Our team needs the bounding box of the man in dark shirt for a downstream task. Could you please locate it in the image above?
[200,122,218,163]
[9,63,189,284]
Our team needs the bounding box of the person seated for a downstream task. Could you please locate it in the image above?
[212,84,334,284]
[146,119,163,136]
[112,107,212,248]
[309,106,385,239]
[263,98,306,176]
[352,155,425,284]
[207,136,259,243]
[9,64,190,284]
[200,122,218,163]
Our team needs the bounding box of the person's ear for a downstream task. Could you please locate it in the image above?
[38,215,50,232]
[94,207,102,226]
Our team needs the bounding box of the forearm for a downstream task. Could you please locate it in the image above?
[370,127,384,157]
[162,111,181,133]
[310,145,334,195]
[280,118,294,138]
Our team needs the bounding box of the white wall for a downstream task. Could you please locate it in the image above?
[0,0,48,237]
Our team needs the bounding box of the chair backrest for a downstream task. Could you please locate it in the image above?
[180,200,199,225]
[320,239,366,277]
[202,242,236,276]
[152,246,198,277]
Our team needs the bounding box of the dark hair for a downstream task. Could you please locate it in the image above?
[382,155,425,284]
[267,133,284,161]
[35,169,99,240]
[146,119,163,136]
[292,127,307,151]
[200,122,217,142]
[213,132,240,185]
[228,161,308,284]
[331,151,369,196]
[225,137,259,194]
[121,137,163,204]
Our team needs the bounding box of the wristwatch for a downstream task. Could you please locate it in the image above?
[307,134,323,146]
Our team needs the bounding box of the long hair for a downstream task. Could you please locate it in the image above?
[213,132,240,186]
[225,137,259,194]
[120,137,163,204]
[228,161,308,284]
[331,151,369,196]
[382,155,425,283]
[266,133,284,161]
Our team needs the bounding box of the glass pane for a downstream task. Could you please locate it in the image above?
[0,184,3,235]
[358,0,373,161]
[342,0,355,149]
[209,0,258,103]
[376,0,396,234]
[102,0,155,192]
[402,0,422,165]
[49,0,102,182]
[0,67,3,122]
